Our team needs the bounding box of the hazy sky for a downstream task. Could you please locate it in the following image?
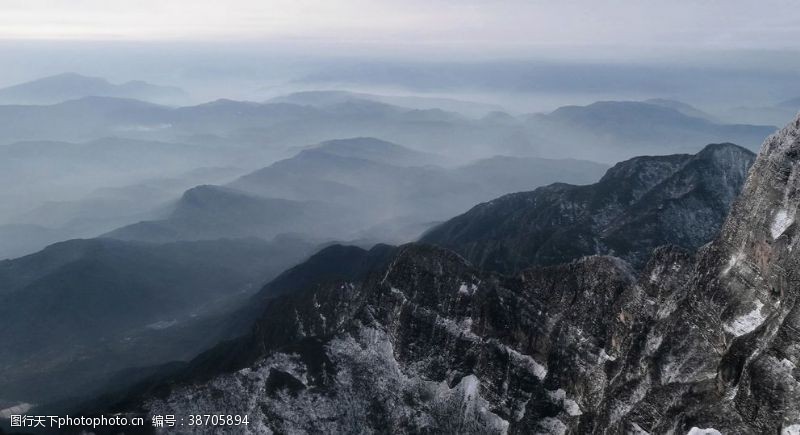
[2,0,800,50]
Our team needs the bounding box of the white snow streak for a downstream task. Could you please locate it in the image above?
[598,349,617,363]
[782,424,800,435]
[458,282,478,295]
[722,251,744,276]
[771,208,794,239]
[723,300,766,337]
[537,417,567,435]
[546,389,582,416]
[687,428,722,435]
[506,346,547,380]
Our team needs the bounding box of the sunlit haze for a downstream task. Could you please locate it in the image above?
[2,0,800,50]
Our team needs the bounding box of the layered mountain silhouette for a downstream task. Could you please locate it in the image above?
[108,137,608,244]
[0,75,794,435]
[0,165,243,259]
[721,95,800,127]
[0,94,775,164]
[0,73,188,105]
[0,137,238,256]
[291,137,444,167]
[529,101,774,160]
[267,90,505,118]
[105,185,365,243]
[0,97,175,144]
[422,142,755,272]
[643,98,718,122]
[0,137,229,194]
[0,236,317,404]
[96,113,800,434]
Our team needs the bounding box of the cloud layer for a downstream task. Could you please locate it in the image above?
[2,0,799,49]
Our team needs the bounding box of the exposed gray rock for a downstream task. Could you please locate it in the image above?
[423,143,755,272]
[143,246,634,434]
[592,114,800,434]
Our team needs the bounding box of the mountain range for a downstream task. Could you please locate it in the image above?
[0,72,796,435]
[0,73,188,106]
[108,137,609,244]
[0,137,755,422]
[0,90,776,165]
[268,90,506,118]
[93,113,800,434]
[422,142,755,272]
[719,95,800,127]
[105,185,366,243]
[529,101,774,160]
[0,236,318,405]
[0,136,244,258]
[0,166,243,259]
[0,119,789,435]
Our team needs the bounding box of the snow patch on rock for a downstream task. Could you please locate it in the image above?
[687,428,722,435]
[546,389,582,416]
[598,349,617,363]
[722,251,745,276]
[506,346,547,380]
[771,208,794,239]
[724,300,766,337]
[661,354,717,385]
[537,417,567,435]
[458,281,478,295]
[147,327,512,434]
[649,264,664,284]
[782,424,800,435]
[436,314,479,341]
[645,334,663,354]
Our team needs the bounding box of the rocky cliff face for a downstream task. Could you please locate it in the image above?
[590,115,800,434]
[125,117,799,434]
[144,245,635,434]
[422,143,755,272]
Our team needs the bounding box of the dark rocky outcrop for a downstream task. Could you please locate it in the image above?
[423,143,755,272]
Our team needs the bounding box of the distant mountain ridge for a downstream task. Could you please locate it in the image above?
[105,137,607,245]
[0,136,233,251]
[536,101,774,157]
[0,236,318,404]
[105,184,365,243]
[422,142,756,272]
[0,73,188,105]
[299,137,444,167]
[0,93,776,164]
[644,98,718,122]
[268,90,505,118]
